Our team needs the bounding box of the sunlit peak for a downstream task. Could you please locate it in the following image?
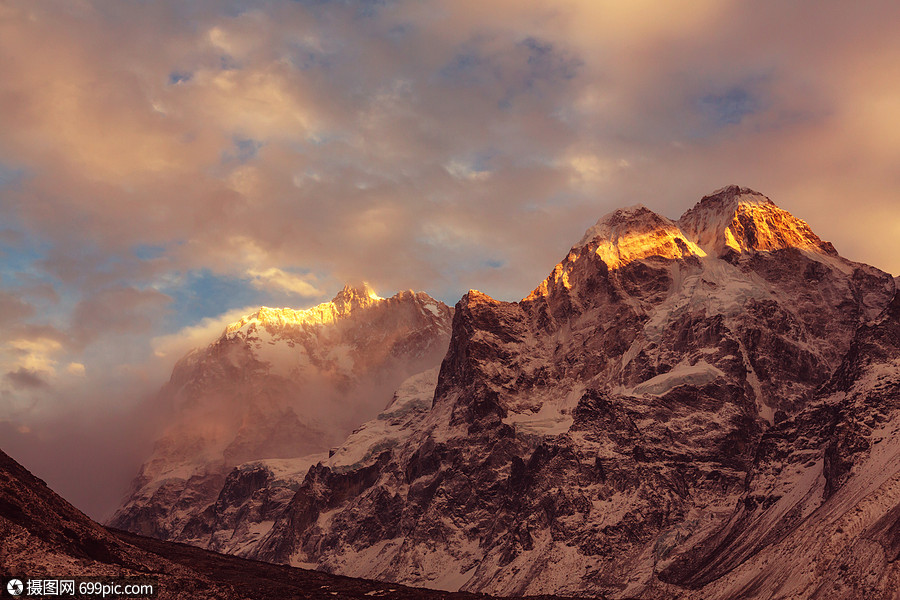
[222,283,387,336]
[678,185,835,257]
[578,205,706,269]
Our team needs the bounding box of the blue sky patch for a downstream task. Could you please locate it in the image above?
[131,244,167,261]
[0,220,51,288]
[168,71,192,85]
[0,164,27,188]
[521,37,582,84]
[221,137,264,165]
[439,36,582,109]
[163,269,270,330]
[698,87,763,126]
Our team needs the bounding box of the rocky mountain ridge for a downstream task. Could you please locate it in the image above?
[112,185,900,599]
[247,186,896,597]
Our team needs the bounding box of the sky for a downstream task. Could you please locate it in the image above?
[1,0,899,518]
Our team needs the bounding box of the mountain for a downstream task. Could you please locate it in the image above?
[230,186,897,597]
[110,284,453,544]
[0,446,576,600]
[106,185,900,598]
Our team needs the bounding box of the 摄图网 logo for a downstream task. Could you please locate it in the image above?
[6,579,24,596]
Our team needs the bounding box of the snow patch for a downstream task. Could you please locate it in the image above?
[627,361,725,396]
[503,385,585,436]
[328,369,438,470]
[238,453,329,481]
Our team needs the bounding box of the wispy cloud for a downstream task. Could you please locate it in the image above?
[246,267,322,297]
[151,305,260,361]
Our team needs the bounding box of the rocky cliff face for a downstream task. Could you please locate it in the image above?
[659,292,900,599]
[109,285,453,543]
[243,186,898,597]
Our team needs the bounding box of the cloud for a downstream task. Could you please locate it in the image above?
[246,267,322,297]
[6,337,64,375]
[0,0,899,519]
[3,0,896,295]
[66,362,86,376]
[557,151,629,186]
[70,286,172,346]
[4,367,49,390]
[444,159,491,182]
[0,291,35,326]
[151,305,260,361]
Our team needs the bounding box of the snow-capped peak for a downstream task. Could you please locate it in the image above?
[332,281,383,306]
[577,204,706,269]
[224,283,386,334]
[578,204,658,246]
[678,184,836,257]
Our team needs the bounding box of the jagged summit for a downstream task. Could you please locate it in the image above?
[463,289,502,306]
[576,204,706,269]
[572,185,837,271]
[701,184,771,204]
[332,281,383,308]
[678,184,836,257]
[224,283,387,334]
[528,186,839,302]
[577,204,657,245]
[578,205,671,244]
[527,204,703,300]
